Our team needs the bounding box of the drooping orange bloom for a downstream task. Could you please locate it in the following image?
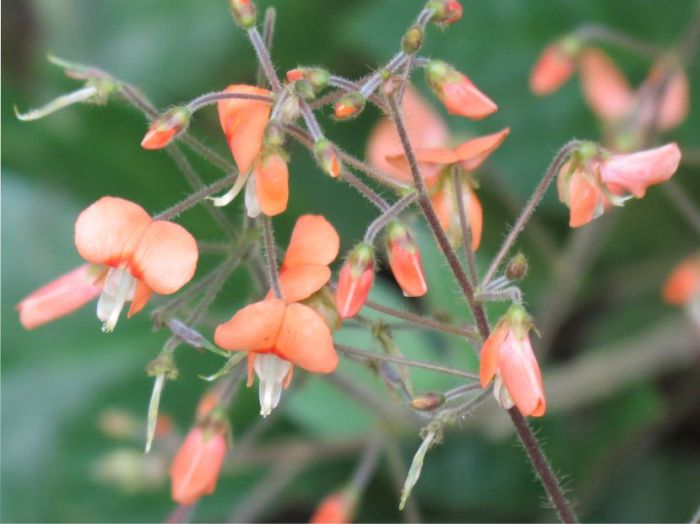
[599,143,681,198]
[215,215,340,416]
[170,426,228,505]
[335,243,375,318]
[366,87,449,181]
[580,48,634,123]
[530,39,580,95]
[248,151,290,217]
[17,264,103,329]
[218,84,273,174]
[386,221,427,297]
[480,305,546,417]
[74,197,198,331]
[385,127,510,186]
[310,491,356,524]
[140,107,191,150]
[558,142,682,228]
[663,254,700,306]
[637,59,690,132]
[425,60,498,120]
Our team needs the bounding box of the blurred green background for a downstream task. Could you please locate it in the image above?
[2,0,699,522]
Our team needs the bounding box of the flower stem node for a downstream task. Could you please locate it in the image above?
[147,353,179,381]
[141,106,191,150]
[314,138,342,178]
[427,0,463,26]
[505,252,528,281]
[230,0,256,29]
[411,391,446,411]
[402,26,424,55]
[263,121,286,147]
[335,243,375,318]
[334,92,366,120]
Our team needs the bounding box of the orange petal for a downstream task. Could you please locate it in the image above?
[567,171,603,228]
[580,48,634,122]
[282,215,340,269]
[479,324,506,387]
[657,68,689,131]
[217,84,272,174]
[388,240,428,297]
[214,299,286,351]
[335,265,374,319]
[277,264,331,303]
[464,187,483,251]
[255,153,289,216]
[366,87,449,182]
[439,73,498,119]
[127,280,153,317]
[455,128,510,172]
[385,147,457,186]
[170,428,227,505]
[530,44,576,96]
[599,143,681,199]
[17,264,103,330]
[276,303,338,373]
[663,256,700,305]
[74,197,151,266]
[130,221,198,295]
[498,331,546,417]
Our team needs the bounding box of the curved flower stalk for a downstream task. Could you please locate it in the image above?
[557,142,682,227]
[214,215,340,416]
[18,197,198,332]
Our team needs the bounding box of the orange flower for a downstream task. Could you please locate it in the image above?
[170,426,228,505]
[599,143,681,198]
[386,221,427,297]
[215,215,340,416]
[558,142,681,228]
[217,84,272,175]
[431,175,483,250]
[385,127,510,186]
[74,197,198,331]
[366,87,449,182]
[663,254,700,306]
[141,107,191,150]
[247,150,289,217]
[480,305,545,417]
[17,264,103,329]
[579,48,634,123]
[530,39,580,95]
[310,491,356,524]
[637,59,690,132]
[335,243,375,319]
[425,60,497,120]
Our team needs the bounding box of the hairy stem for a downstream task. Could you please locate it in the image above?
[364,192,417,243]
[260,216,282,298]
[481,140,581,289]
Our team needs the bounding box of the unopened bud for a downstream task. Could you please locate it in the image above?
[286,67,330,93]
[314,138,341,178]
[335,243,375,318]
[293,79,316,100]
[402,26,424,54]
[427,0,463,26]
[505,253,528,281]
[230,0,256,29]
[141,106,191,150]
[333,92,366,120]
[410,392,446,411]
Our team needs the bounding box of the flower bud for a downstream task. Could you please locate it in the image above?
[427,0,463,25]
[335,243,375,318]
[530,36,581,95]
[314,139,342,178]
[505,252,528,281]
[294,79,317,100]
[141,106,191,150]
[425,60,497,119]
[410,391,446,411]
[334,92,366,120]
[386,221,427,297]
[402,26,424,54]
[170,425,228,505]
[229,0,256,29]
[286,67,330,93]
[310,490,357,524]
